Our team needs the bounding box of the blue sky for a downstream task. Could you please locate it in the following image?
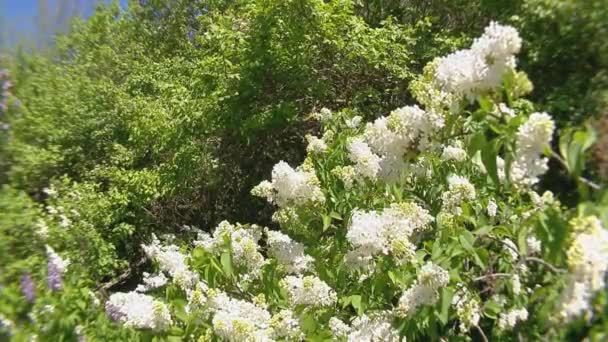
[1,0,129,47]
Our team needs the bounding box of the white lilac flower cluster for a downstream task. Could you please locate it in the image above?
[194,221,265,278]
[397,262,449,316]
[311,107,332,122]
[347,137,383,180]
[305,134,328,154]
[269,309,302,340]
[142,235,198,288]
[346,202,433,271]
[105,291,172,331]
[280,275,337,307]
[329,312,400,341]
[510,112,555,187]
[441,175,477,215]
[135,272,168,292]
[206,289,274,341]
[265,229,314,274]
[353,105,444,183]
[442,142,467,162]
[559,216,608,321]
[452,284,481,332]
[435,22,521,100]
[252,161,325,207]
[497,307,528,330]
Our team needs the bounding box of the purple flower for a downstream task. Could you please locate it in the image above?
[20,274,35,303]
[46,246,70,291]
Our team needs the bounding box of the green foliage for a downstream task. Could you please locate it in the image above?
[0,0,607,340]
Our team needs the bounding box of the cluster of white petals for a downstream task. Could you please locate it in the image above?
[105,291,172,331]
[136,272,168,292]
[346,202,433,270]
[357,105,444,182]
[510,112,555,187]
[435,22,521,99]
[311,107,332,122]
[346,312,400,342]
[142,235,198,288]
[265,229,313,274]
[194,221,265,277]
[487,199,498,217]
[252,161,325,207]
[442,142,467,162]
[305,134,328,154]
[497,308,528,330]
[397,262,449,316]
[280,275,337,307]
[441,175,477,215]
[206,289,273,341]
[452,284,481,332]
[347,137,382,180]
[269,309,302,340]
[559,216,608,321]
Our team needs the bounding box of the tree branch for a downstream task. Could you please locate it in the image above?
[550,151,601,190]
[525,257,567,274]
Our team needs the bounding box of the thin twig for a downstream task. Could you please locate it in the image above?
[550,151,601,190]
[473,273,512,282]
[474,325,489,342]
[525,257,567,274]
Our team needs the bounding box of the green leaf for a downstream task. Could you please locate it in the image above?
[438,287,454,324]
[220,252,233,277]
[481,140,500,186]
[350,295,363,315]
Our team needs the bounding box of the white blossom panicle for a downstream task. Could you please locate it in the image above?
[311,107,332,122]
[136,272,168,292]
[510,112,555,187]
[487,199,498,217]
[269,309,302,340]
[452,284,481,332]
[186,282,209,313]
[346,312,400,342]
[526,236,542,254]
[442,143,467,162]
[497,308,528,330]
[558,280,593,321]
[280,275,337,307]
[329,317,351,339]
[252,161,325,207]
[105,292,172,331]
[265,229,313,274]
[35,219,49,238]
[498,103,516,118]
[511,274,522,295]
[331,166,357,189]
[346,202,433,269]
[365,105,444,157]
[198,221,266,278]
[435,22,521,99]
[397,262,449,316]
[206,289,272,341]
[142,235,198,289]
[441,175,476,215]
[502,239,519,261]
[347,137,382,180]
[305,134,328,154]
[559,216,608,321]
[345,115,363,129]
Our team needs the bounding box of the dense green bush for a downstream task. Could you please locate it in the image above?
[0,0,607,340]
